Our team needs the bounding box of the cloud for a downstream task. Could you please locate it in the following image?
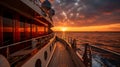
[52,0,120,27]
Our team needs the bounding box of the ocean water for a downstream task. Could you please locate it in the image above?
[56,32,120,67]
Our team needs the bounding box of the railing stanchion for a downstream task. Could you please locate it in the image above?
[83,43,92,67]
[6,46,10,59]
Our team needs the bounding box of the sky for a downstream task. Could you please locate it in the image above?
[48,0,120,31]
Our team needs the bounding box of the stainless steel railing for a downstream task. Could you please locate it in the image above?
[0,33,54,49]
[0,33,54,58]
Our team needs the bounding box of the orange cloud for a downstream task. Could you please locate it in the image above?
[103,12,112,15]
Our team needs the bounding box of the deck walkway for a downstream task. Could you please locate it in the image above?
[48,42,85,67]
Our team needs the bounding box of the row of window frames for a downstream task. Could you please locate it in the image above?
[2,18,45,33]
[1,12,46,31]
[2,18,45,31]
[1,16,47,46]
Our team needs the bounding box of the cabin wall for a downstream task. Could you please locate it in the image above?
[0,5,51,57]
[22,36,56,67]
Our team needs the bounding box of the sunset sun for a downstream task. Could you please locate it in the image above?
[61,27,67,32]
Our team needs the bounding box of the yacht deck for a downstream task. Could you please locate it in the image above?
[48,41,85,67]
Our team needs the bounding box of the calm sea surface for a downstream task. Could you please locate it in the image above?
[56,32,120,67]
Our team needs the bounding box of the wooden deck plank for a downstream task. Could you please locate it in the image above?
[48,42,75,67]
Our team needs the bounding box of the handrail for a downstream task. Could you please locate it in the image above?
[83,43,120,67]
[90,45,120,56]
[0,33,54,49]
[83,43,92,67]
[10,33,56,66]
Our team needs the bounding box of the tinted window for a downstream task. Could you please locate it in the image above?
[3,12,13,45]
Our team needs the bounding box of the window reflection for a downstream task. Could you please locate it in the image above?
[3,12,13,45]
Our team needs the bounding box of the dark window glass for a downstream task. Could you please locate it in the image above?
[32,24,36,38]
[27,23,31,39]
[20,17,25,41]
[38,26,44,35]
[44,51,47,60]
[25,23,31,39]
[35,59,42,67]
[3,12,13,45]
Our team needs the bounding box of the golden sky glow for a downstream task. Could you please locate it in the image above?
[52,23,120,32]
[61,27,67,32]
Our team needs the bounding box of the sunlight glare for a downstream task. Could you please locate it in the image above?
[61,27,67,32]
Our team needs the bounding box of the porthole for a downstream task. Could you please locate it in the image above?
[50,46,51,52]
[52,43,54,47]
[35,59,42,67]
[44,51,47,60]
